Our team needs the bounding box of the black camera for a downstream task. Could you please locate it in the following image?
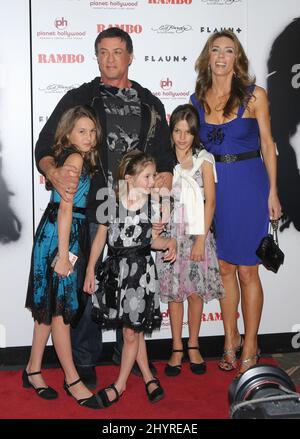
[229,364,300,419]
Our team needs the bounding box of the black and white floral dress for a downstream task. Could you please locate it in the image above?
[92,197,161,334]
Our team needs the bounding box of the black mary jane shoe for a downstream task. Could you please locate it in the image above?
[64,378,103,409]
[145,378,165,404]
[97,383,120,408]
[187,347,207,375]
[164,349,184,377]
[22,369,58,400]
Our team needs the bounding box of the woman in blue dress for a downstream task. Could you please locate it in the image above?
[190,30,281,376]
[24,106,103,408]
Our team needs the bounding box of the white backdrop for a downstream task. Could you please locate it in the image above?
[0,0,299,348]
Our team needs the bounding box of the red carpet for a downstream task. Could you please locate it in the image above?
[0,358,278,419]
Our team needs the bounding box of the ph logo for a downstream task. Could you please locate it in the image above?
[55,17,68,30]
[0,324,6,348]
[160,77,173,90]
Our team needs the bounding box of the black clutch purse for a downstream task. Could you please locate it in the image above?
[256,220,284,273]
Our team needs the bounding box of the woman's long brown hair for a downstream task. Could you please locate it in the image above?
[194,30,255,118]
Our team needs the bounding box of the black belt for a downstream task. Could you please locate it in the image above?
[214,150,260,163]
[107,244,151,259]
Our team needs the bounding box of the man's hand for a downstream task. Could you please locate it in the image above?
[154,173,166,189]
[47,164,80,202]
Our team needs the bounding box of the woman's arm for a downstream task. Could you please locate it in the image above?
[253,86,281,220]
[190,160,216,262]
[202,160,216,237]
[83,224,108,294]
[54,152,83,278]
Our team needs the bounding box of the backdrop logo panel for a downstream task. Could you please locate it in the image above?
[96,24,143,33]
[152,77,190,100]
[37,17,87,40]
[38,83,80,94]
[38,54,85,63]
[144,54,188,62]
[151,24,193,34]
[199,25,243,33]
[54,17,68,30]
[160,310,227,329]
[38,115,50,123]
[90,1,139,9]
[148,0,192,4]
[160,77,173,90]
[200,0,241,5]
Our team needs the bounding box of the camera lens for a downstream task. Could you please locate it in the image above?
[229,364,296,404]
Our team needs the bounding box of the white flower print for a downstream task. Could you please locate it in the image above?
[120,215,142,247]
[123,287,145,323]
[119,258,130,280]
[130,262,138,277]
[109,222,121,245]
[139,263,157,294]
[119,288,127,317]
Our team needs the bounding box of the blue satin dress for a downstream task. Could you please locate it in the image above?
[191,87,269,265]
[26,172,90,324]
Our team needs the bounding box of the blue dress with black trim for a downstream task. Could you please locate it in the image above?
[190,86,269,265]
[26,171,90,325]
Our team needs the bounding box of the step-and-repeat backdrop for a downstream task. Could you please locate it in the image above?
[0,0,299,348]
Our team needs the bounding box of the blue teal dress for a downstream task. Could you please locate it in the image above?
[26,170,90,325]
[191,86,269,265]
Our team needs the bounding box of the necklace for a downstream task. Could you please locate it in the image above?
[210,89,230,112]
[214,103,225,112]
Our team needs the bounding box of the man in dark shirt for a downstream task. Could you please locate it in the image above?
[35,27,173,389]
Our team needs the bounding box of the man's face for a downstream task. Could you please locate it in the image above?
[96,37,133,84]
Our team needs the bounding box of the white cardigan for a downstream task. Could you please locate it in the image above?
[173,149,217,235]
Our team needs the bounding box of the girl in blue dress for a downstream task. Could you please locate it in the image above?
[190,30,281,376]
[24,106,103,408]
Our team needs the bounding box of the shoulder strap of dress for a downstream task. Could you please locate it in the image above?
[55,145,80,167]
[190,93,205,124]
[237,84,256,118]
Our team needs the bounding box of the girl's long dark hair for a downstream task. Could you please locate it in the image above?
[170,104,204,159]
